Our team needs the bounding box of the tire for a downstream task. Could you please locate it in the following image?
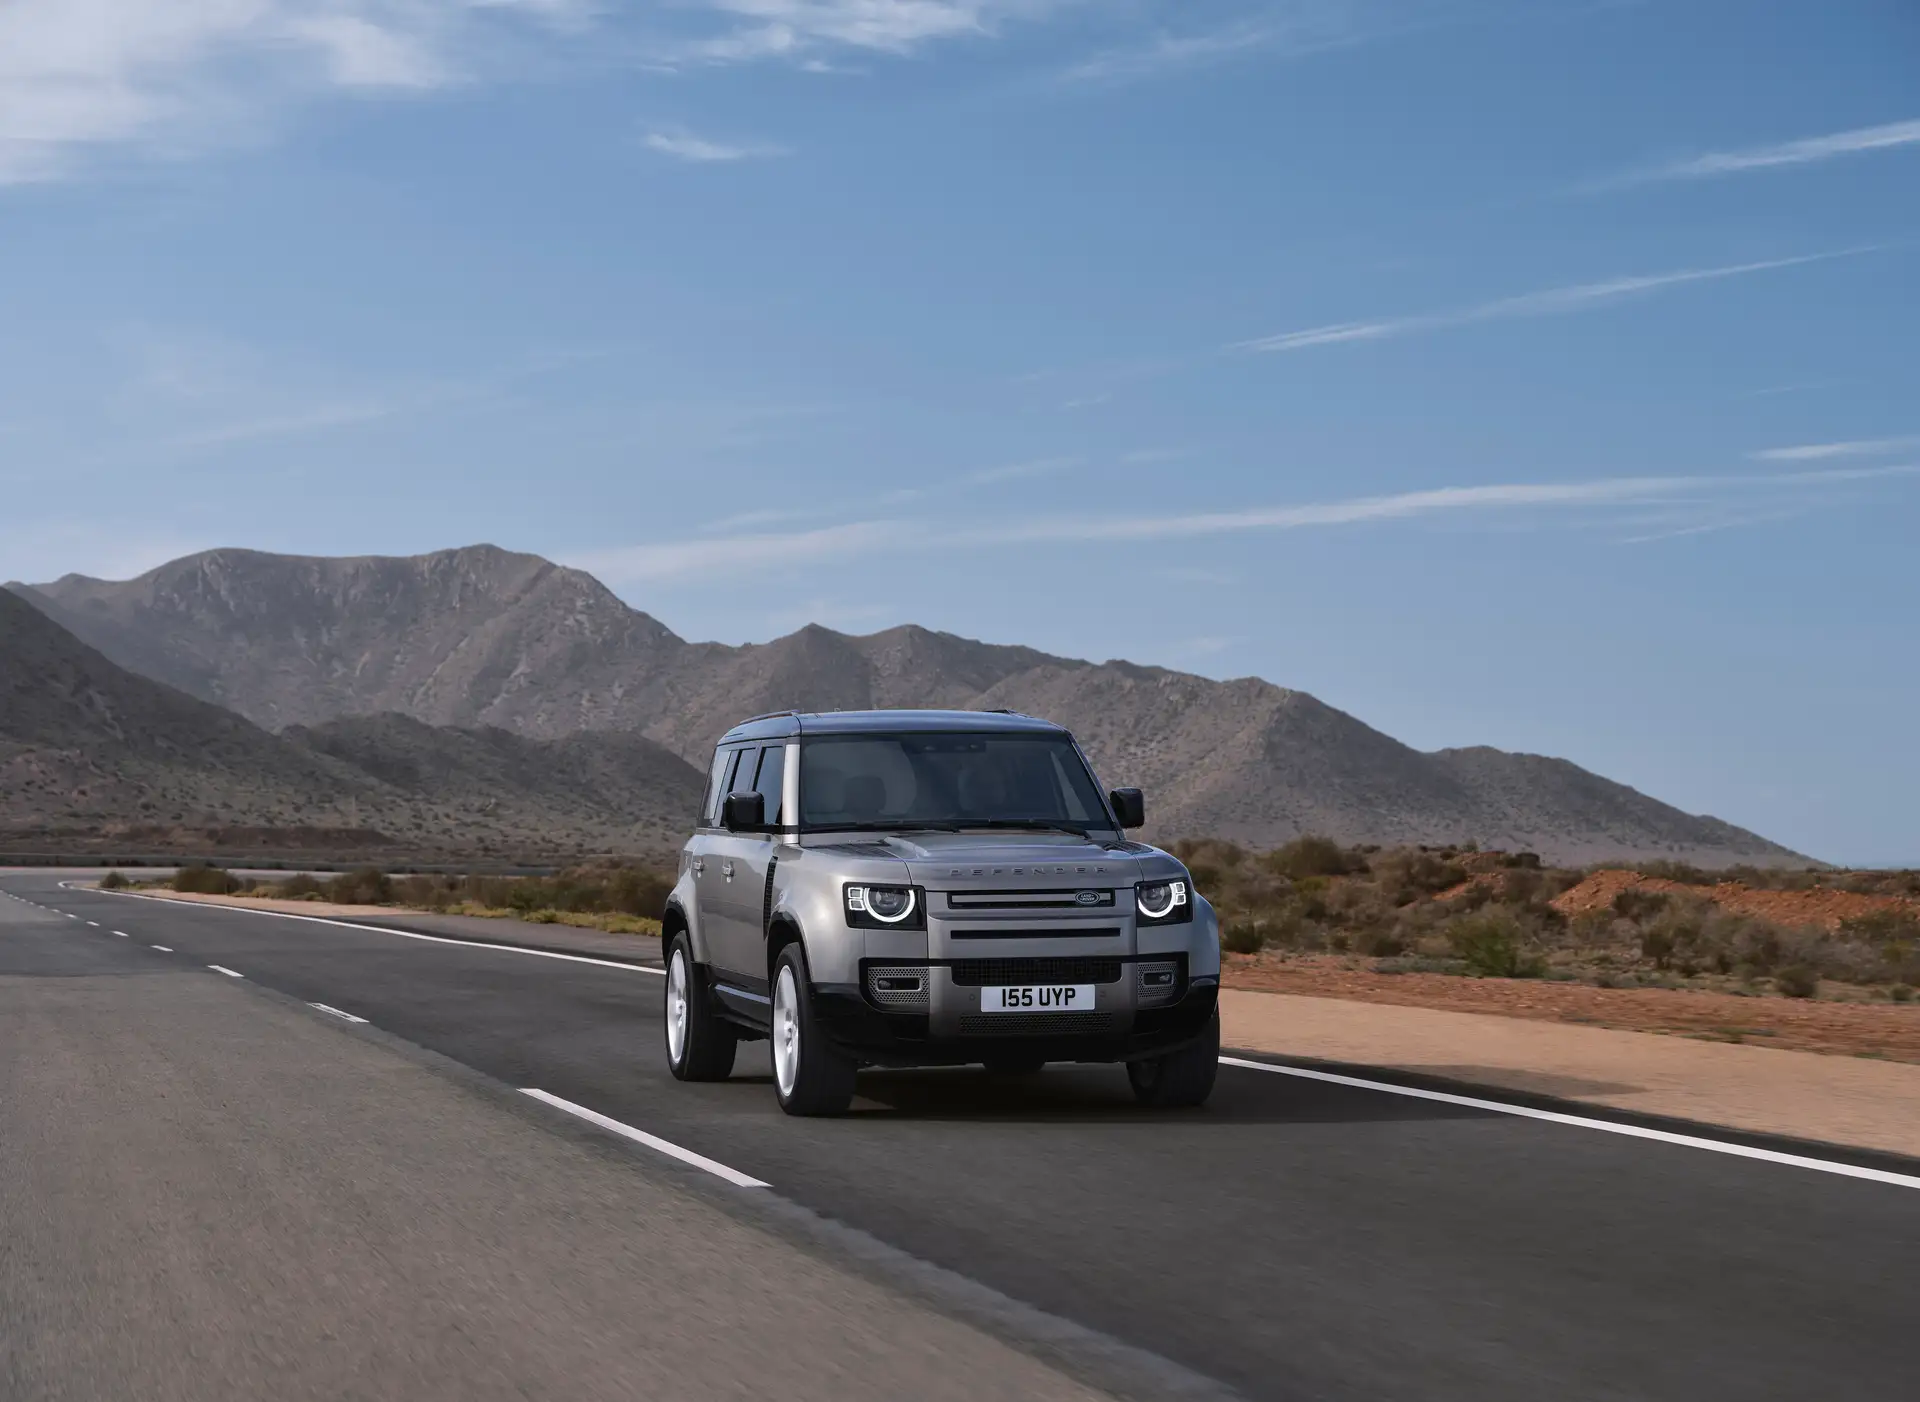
[1127,1007,1220,1108]
[664,933,738,1082]
[770,943,857,1117]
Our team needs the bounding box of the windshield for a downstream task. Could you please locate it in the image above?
[798,733,1111,833]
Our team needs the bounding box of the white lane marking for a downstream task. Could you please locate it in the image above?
[92,888,665,976]
[521,1088,769,1188]
[115,931,128,937]
[151,945,173,952]
[310,1002,368,1024]
[86,921,99,927]
[1219,1056,1920,1193]
[208,965,244,978]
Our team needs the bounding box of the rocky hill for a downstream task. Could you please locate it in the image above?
[0,588,701,859]
[8,546,1805,865]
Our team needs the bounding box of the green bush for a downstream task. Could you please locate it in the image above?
[1266,836,1357,881]
[1775,964,1820,999]
[1444,907,1544,978]
[325,867,394,905]
[1891,984,1914,1003]
[1220,920,1267,955]
[172,864,237,895]
[98,870,128,890]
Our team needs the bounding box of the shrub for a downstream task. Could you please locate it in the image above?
[1444,906,1544,978]
[1775,964,1820,999]
[98,870,128,890]
[325,867,394,905]
[1266,836,1356,881]
[1891,984,1914,1003]
[1220,920,1267,955]
[172,864,237,895]
[1612,888,1671,922]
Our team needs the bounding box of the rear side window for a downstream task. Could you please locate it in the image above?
[705,746,748,827]
[701,747,733,826]
[751,744,787,827]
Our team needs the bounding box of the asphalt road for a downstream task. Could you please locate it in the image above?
[6,872,1918,1401]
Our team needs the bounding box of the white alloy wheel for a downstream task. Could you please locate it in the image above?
[773,963,801,1098]
[666,947,690,1065]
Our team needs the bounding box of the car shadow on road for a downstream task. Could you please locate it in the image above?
[729,1064,1504,1126]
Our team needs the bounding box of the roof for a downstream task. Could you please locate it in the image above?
[717,708,1067,745]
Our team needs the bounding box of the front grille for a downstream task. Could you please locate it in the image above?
[866,965,930,1012]
[959,1011,1117,1037]
[949,957,1123,986]
[946,888,1116,910]
[1136,960,1182,1007]
[948,926,1121,941]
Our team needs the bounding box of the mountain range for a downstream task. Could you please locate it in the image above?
[5,545,1804,865]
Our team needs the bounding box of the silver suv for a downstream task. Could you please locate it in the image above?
[660,709,1222,1116]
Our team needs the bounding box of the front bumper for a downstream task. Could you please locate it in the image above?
[810,978,1219,1068]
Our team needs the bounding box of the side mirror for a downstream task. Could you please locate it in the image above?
[722,790,766,832]
[1109,788,1145,829]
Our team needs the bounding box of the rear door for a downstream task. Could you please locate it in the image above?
[705,743,786,984]
[689,744,747,968]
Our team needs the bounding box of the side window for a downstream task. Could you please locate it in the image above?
[752,743,787,828]
[707,746,747,827]
[701,747,733,827]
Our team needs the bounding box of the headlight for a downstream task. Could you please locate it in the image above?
[845,884,925,929]
[1135,879,1191,925]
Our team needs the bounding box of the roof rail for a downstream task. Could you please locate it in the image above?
[736,709,801,725]
[981,708,1028,717]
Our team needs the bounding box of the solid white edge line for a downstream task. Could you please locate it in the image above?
[310,1002,369,1024]
[207,965,244,978]
[1218,1056,1920,1192]
[521,1088,769,1188]
[93,889,665,975]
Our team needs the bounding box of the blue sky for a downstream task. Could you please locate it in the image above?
[1,1,1916,863]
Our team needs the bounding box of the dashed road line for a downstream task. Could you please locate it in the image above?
[207,965,244,978]
[521,1089,769,1188]
[91,888,665,976]
[151,945,172,952]
[1219,1056,1920,1193]
[310,1002,368,1024]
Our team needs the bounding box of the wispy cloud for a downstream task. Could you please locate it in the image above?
[1634,117,1920,185]
[1060,5,1390,85]
[644,127,785,163]
[1750,435,1920,463]
[668,0,1066,67]
[0,0,586,184]
[572,464,1919,584]
[1239,250,1868,354]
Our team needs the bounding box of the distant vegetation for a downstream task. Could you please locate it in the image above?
[1173,837,1920,1001]
[153,862,676,937]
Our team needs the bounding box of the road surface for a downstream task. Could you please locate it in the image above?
[4,871,1916,1401]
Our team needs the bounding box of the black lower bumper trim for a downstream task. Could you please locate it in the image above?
[810,981,1217,1067]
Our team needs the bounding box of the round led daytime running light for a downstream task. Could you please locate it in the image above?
[1136,880,1189,920]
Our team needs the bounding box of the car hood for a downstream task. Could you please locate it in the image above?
[858,831,1172,888]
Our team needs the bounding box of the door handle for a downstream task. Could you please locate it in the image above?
[691,857,705,875]
[722,860,736,881]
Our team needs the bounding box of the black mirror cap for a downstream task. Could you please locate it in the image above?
[1109,788,1145,829]
[722,790,766,832]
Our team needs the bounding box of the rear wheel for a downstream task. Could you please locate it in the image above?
[771,944,858,1117]
[664,934,738,1082]
[1127,1007,1219,1108]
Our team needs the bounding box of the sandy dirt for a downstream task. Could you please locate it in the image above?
[1549,868,1920,930]
[1222,952,1920,1061]
[1221,988,1920,1160]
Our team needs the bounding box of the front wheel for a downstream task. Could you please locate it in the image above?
[1127,1007,1220,1108]
[771,945,857,1116]
[664,934,737,1082]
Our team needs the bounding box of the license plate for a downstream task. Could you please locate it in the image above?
[978,984,1096,1013]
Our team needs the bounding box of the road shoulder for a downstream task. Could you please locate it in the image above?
[1223,987,1920,1159]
